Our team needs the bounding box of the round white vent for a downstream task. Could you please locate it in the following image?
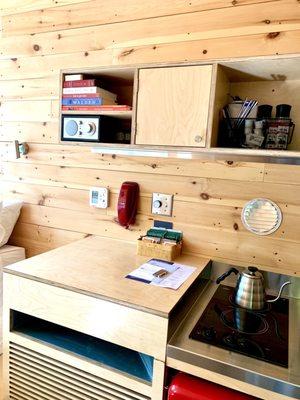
[241,198,282,235]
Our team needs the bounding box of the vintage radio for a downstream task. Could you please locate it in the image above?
[61,114,120,143]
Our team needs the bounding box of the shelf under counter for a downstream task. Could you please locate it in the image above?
[11,310,153,383]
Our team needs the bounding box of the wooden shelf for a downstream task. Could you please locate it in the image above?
[60,57,300,163]
[61,110,133,120]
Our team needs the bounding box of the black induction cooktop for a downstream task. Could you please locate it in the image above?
[189,285,289,368]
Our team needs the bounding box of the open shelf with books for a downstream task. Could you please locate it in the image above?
[60,67,136,145]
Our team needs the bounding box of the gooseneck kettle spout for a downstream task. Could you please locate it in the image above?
[267,280,291,303]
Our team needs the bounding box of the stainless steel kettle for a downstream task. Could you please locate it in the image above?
[216,266,291,310]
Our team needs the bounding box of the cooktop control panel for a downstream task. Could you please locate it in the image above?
[62,116,100,141]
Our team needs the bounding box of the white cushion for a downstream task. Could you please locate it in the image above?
[0,200,23,247]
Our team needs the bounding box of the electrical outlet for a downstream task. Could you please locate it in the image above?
[90,187,109,208]
[152,193,173,216]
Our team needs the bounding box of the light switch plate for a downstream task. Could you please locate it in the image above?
[152,193,173,216]
[90,187,109,208]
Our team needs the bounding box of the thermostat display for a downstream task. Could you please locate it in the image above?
[89,187,109,208]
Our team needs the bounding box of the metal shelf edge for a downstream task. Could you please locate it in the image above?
[91,146,300,165]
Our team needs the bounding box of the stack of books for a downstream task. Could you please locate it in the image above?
[61,74,132,112]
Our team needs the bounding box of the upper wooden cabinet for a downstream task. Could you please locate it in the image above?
[135,65,213,147]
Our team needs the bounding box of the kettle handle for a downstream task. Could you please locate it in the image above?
[216,267,239,284]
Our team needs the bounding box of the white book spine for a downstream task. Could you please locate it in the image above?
[64,74,84,81]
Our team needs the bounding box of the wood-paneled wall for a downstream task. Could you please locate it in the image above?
[1,0,300,276]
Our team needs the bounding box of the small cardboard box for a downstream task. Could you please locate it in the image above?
[137,238,182,262]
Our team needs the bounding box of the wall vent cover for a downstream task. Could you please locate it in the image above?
[241,198,282,235]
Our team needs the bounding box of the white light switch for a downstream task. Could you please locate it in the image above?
[90,187,109,208]
[152,193,173,216]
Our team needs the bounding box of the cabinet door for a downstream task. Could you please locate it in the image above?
[135,65,212,147]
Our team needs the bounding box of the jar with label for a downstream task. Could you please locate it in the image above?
[265,104,294,150]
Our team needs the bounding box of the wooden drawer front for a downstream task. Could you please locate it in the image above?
[4,274,168,360]
[8,333,151,400]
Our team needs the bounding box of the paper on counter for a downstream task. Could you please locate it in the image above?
[126,259,177,283]
[126,259,196,290]
[152,263,196,290]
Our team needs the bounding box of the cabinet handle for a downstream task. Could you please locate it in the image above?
[14,140,29,159]
[194,135,202,143]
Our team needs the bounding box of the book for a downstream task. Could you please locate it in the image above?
[91,105,132,110]
[64,74,84,81]
[62,87,117,100]
[62,105,131,111]
[62,98,108,106]
[62,94,116,102]
[63,79,100,88]
[62,93,106,99]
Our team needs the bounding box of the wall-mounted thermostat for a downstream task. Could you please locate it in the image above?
[90,187,109,208]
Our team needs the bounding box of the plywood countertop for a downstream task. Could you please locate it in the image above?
[4,235,210,317]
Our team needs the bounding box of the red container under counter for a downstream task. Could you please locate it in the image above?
[167,372,258,400]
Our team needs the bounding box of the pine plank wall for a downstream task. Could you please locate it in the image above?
[0,0,300,276]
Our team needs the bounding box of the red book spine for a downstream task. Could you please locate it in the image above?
[62,105,131,111]
[96,105,132,110]
[63,79,97,88]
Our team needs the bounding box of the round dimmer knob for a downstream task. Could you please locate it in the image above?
[153,200,162,209]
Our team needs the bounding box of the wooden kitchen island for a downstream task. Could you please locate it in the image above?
[2,235,210,400]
